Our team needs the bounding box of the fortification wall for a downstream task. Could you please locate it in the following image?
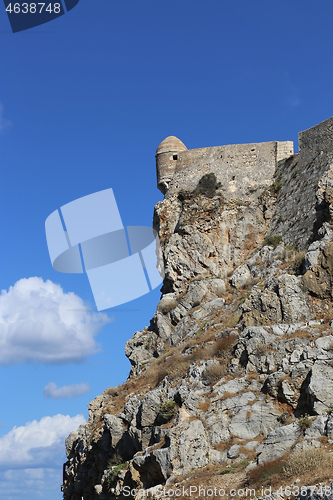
[271,116,333,249]
[299,116,333,156]
[277,141,294,162]
[166,141,293,200]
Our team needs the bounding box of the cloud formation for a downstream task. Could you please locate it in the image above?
[0,414,85,471]
[0,104,12,132]
[43,381,91,399]
[0,277,111,365]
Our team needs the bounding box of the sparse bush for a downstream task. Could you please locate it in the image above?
[202,363,225,385]
[262,235,283,249]
[246,456,285,487]
[157,299,178,314]
[297,413,312,431]
[104,386,119,397]
[278,411,289,424]
[325,405,333,414]
[221,459,249,475]
[292,252,305,276]
[273,172,283,193]
[157,400,177,421]
[282,447,333,478]
[211,336,235,359]
[106,462,128,489]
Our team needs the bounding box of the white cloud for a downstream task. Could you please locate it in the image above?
[0,414,85,471]
[43,381,91,399]
[0,103,12,132]
[0,277,111,365]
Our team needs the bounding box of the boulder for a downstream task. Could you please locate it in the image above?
[258,422,301,464]
[140,391,161,427]
[230,265,251,289]
[307,361,333,414]
[229,400,280,440]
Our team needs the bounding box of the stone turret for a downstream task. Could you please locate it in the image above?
[156,136,187,194]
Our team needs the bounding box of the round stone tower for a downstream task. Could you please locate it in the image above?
[156,136,187,194]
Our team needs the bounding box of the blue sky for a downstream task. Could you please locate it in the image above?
[0,1,333,498]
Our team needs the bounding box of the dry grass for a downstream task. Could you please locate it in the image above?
[202,363,226,385]
[220,391,238,401]
[246,447,333,491]
[104,386,120,397]
[238,446,257,462]
[203,336,236,359]
[164,447,333,500]
[197,400,211,412]
[97,307,238,419]
[214,440,232,452]
[246,371,260,382]
[283,447,333,477]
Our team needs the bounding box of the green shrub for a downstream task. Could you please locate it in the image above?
[106,462,128,489]
[273,173,283,192]
[297,413,312,431]
[157,400,177,421]
[221,459,249,475]
[262,235,283,249]
[292,253,305,276]
[194,173,222,198]
[325,405,333,415]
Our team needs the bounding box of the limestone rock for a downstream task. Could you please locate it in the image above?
[229,399,280,440]
[230,264,251,289]
[307,361,333,414]
[258,422,301,463]
[140,391,162,427]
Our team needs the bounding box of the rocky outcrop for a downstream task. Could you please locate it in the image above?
[62,117,333,500]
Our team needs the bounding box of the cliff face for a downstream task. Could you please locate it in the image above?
[63,117,333,500]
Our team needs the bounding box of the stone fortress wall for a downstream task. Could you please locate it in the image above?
[271,116,333,248]
[156,136,294,198]
[156,116,333,249]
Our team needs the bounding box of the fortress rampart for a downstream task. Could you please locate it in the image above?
[272,116,333,248]
[156,136,293,199]
[156,115,333,249]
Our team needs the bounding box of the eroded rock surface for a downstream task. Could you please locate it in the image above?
[62,118,333,500]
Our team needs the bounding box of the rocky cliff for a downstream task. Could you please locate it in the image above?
[63,117,333,500]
